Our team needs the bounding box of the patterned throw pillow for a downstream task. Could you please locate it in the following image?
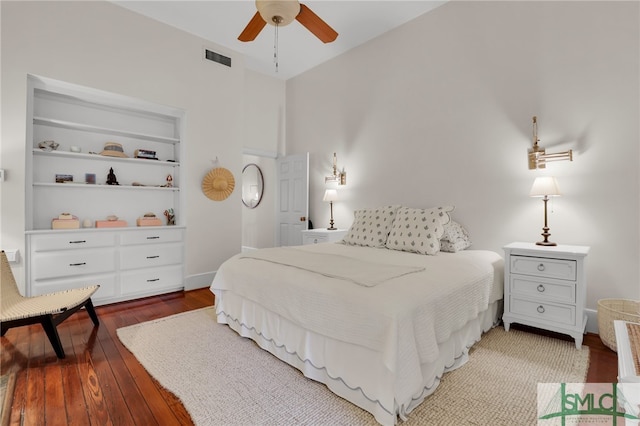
[440,220,472,253]
[341,205,401,248]
[385,206,454,255]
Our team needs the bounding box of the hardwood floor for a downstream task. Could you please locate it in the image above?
[1,288,618,425]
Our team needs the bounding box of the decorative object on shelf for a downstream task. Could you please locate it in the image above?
[82,218,93,228]
[202,167,235,201]
[325,152,346,186]
[106,167,119,185]
[164,208,175,226]
[38,140,59,151]
[70,146,81,153]
[95,215,127,228]
[528,116,573,170]
[55,174,73,183]
[85,173,96,184]
[241,163,264,209]
[323,189,338,230]
[530,176,561,246]
[134,149,158,160]
[100,141,128,158]
[137,212,163,227]
[165,174,173,188]
[52,213,80,229]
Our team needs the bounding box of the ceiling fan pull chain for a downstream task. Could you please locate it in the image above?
[273,22,279,72]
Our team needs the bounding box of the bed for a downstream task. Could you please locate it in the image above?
[210,206,504,425]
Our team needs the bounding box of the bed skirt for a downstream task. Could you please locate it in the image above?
[213,289,502,426]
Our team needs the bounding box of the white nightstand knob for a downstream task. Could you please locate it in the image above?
[537,284,545,292]
[537,263,545,271]
[537,305,545,314]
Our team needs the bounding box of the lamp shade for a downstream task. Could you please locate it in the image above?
[323,189,338,202]
[529,176,561,197]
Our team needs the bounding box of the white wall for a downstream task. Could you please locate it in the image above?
[286,1,640,312]
[241,70,285,250]
[0,1,249,290]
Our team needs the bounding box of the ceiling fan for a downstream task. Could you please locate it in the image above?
[238,0,338,44]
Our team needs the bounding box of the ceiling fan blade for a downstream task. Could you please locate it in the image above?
[295,4,338,43]
[238,11,267,42]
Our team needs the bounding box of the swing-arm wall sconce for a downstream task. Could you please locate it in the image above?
[325,152,346,185]
[528,116,573,170]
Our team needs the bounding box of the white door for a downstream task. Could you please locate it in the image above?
[276,153,309,246]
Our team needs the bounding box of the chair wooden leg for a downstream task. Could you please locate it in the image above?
[40,315,65,359]
[85,298,100,327]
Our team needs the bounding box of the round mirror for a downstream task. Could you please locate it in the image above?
[241,163,264,209]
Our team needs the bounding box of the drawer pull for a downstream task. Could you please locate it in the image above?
[146,236,160,240]
[69,240,87,244]
[146,255,160,259]
[537,284,545,292]
[69,262,86,267]
[147,278,160,282]
[537,305,545,314]
[537,263,546,272]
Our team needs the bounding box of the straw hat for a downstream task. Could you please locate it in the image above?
[100,142,128,158]
[202,167,235,201]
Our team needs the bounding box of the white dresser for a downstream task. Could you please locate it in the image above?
[503,242,590,349]
[301,229,348,245]
[27,227,184,306]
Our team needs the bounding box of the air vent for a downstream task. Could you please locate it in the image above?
[204,49,231,67]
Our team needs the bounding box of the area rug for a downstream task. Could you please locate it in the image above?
[117,307,589,425]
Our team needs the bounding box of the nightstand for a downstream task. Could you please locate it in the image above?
[503,242,590,349]
[301,229,348,245]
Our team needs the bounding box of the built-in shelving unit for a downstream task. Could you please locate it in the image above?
[25,75,187,305]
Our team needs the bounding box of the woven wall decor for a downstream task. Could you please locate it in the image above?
[202,167,235,201]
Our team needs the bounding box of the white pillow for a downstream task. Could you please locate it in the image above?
[440,220,472,253]
[385,206,454,255]
[341,205,401,248]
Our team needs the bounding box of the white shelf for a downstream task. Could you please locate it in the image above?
[25,75,186,306]
[32,149,180,166]
[33,182,179,191]
[34,116,180,145]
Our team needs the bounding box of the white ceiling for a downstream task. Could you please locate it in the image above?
[112,1,446,80]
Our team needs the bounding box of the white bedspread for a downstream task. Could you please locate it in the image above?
[241,247,425,287]
[211,244,503,423]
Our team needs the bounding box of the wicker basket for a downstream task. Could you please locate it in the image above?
[597,298,640,352]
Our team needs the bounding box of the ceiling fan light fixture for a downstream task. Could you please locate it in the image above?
[256,0,300,27]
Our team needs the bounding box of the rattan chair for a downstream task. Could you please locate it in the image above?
[1,250,100,358]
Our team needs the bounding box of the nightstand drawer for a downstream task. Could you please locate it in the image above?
[303,235,328,244]
[510,276,575,304]
[510,296,575,326]
[510,255,576,281]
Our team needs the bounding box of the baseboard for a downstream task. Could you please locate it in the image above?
[184,271,216,291]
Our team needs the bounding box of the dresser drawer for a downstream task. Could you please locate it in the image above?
[120,229,183,246]
[31,232,116,252]
[510,276,576,304]
[31,248,116,280]
[31,273,116,301]
[510,296,576,326]
[120,265,183,296]
[510,256,576,281]
[120,243,183,270]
